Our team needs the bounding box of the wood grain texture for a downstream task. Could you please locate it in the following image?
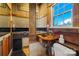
[2,37,9,56]
[73,4,79,27]
[29,3,36,43]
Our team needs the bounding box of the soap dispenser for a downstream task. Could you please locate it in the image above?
[59,34,64,44]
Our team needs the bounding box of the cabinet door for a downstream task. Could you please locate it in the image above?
[0,41,2,56]
[8,36,11,53]
[3,37,9,56]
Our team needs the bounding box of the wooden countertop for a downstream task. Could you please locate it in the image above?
[38,34,59,41]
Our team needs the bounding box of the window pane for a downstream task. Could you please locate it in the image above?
[65,3,69,6]
[59,8,64,14]
[53,4,59,11]
[54,10,59,15]
[53,16,58,26]
[64,11,71,19]
[65,4,73,11]
[58,15,64,25]
[59,3,65,8]
[65,3,72,6]
[63,11,72,25]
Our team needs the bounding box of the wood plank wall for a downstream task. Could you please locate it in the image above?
[73,4,79,27]
[47,4,52,26]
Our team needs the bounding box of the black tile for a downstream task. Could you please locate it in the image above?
[11,50,26,56]
[13,39,22,51]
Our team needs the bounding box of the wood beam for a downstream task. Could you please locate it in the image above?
[7,3,12,10]
[47,4,51,26]
[29,3,36,43]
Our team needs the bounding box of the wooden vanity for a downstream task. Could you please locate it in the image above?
[37,33,59,56]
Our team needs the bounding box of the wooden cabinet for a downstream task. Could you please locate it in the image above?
[0,41,2,56]
[0,33,11,56]
[2,37,9,56]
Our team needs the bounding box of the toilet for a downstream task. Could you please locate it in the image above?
[52,43,76,56]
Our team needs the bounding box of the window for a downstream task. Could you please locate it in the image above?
[53,3,73,27]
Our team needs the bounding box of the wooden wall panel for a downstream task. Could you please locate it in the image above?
[36,16,47,28]
[0,6,10,16]
[0,15,10,28]
[37,4,47,28]
[12,10,29,18]
[37,3,52,28]
[39,4,47,17]
[13,16,29,28]
[73,4,79,27]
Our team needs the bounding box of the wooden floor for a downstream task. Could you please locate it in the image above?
[22,47,30,56]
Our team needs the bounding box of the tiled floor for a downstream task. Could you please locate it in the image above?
[22,42,47,56]
[11,42,47,56]
[29,42,46,56]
